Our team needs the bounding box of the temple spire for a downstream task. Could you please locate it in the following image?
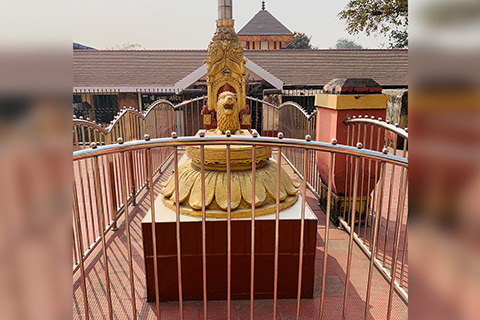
[218,0,233,20]
[262,1,265,10]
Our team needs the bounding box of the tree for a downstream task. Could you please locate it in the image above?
[338,0,408,49]
[107,41,144,50]
[285,32,316,49]
[333,38,363,49]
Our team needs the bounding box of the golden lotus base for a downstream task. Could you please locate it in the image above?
[162,193,298,219]
[160,158,300,219]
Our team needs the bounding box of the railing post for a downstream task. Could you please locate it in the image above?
[106,134,118,230]
[128,151,136,205]
[314,78,390,224]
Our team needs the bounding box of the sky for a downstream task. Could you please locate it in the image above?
[72,0,390,50]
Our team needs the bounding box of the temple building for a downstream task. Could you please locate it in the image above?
[73,1,407,126]
[237,1,294,50]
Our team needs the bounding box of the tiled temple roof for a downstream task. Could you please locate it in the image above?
[73,49,408,89]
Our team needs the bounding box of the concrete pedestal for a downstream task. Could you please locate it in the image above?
[314,79,389,223]
[142,194,317,301]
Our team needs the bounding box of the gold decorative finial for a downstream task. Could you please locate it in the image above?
[205,0,247,125]
[160,0,300,219]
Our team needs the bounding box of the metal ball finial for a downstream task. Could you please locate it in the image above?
[357,142,363,149]
[225,130,231,137]
[382,147,389,154]
[252,130,258,138]
[117,137,124,144]
[199,130,205,138]
[278,132,284,139]
[331,138,338,145]
[171,132,178,139]
[395,123,400,128]
[144,134,150,141]
[90,142,97,149]
[305,134,312,142]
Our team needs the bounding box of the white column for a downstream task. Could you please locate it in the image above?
[218,0,233,19]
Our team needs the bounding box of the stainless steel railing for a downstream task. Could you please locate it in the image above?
[343,115,409,304]
[73,134,408,320]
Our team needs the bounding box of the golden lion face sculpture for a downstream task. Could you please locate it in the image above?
[215,91,240,134]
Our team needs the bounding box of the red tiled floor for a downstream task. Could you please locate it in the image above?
[73,151,408,319]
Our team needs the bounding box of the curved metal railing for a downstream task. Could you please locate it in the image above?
[342,115,409,302]
[73,134,408,320]
[344,116,408,140]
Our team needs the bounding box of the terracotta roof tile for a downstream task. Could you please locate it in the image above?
[73,49,407,88]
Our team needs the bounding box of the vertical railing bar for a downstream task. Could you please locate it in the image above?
[120,150,138,319]
[387,170,408,320]
[226,141,232,320]
[112,153,120,220]
[365,161,387,319]
[389,163,405,277]
[173,146,184,319]
[144,148,149,187]
[382,134,398,267]
[147,147,161,319]
[128,151,136,205]
[81,125,86,150]
[74,125,80,151]
[73,175,90,320]
[73,226,78,266]
[100,156,111,229]
[106,136,118,224]
[76,161,91,247]
[85,159,97,243]
[363,123,375,241]
[273,144,282,320]
[399,226,408,287]
[343,124,350,221]
[87,126,92,152]
[116,152,124,212]
[295,147,309,320]
[250,136,257,320]
[390,140,409,274]
[343,155,360,320]
[122,117,127,142]
[320,151,334,320]
[370,127,382,253]
[347,124,355,224]
[358,124,367,235]
[93,153,113,320]
[134,149,140,194]
[200,140,208,320]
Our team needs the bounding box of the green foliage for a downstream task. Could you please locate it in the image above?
[285,32,316,49]
[338,0,408,48]
[333,38,364,49]
[389,30,408,49]
[107,41,144,50]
